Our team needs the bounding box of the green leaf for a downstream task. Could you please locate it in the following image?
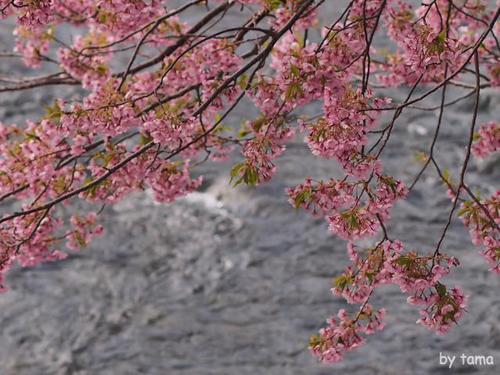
[309,334,322,348]
[348,214,359,229]
[380,175,398,194]
[294,189,312,208]
[333,275,352,291]
[45,101,62,122]
[74,232,87,248]
[229,162,245,185]
[251,116,267,132]
[285,82,302,100]
[366,272,374,283]
[140,133,153,145]
[237,128,251,138]
[24,131,39,142]
[290,64,301,78]
[44,26,56,40]
[230,163,259,187]
[96,64,108,75]
[265,0,282,11]
[238,74,249,90]
[435,283,447,298]
[436,31,446,44]
[244,165,259,186]
[394,255,410,267]
[457,206,471,218]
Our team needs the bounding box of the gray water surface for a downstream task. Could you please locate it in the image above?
[0,2,499,374]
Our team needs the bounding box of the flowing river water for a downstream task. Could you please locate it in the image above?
[0,2,499,374]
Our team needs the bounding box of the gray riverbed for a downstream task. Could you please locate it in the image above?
[0,2,499,374]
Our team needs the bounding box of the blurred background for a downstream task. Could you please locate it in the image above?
[0,1,499,374]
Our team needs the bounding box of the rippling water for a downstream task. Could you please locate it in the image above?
[0,2,499,374]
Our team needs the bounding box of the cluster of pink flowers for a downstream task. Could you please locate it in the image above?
[13,26,51,68]
[459,192,500,273]
[311,239,467,362]
[146,161,203,203]
[288,174,408,240]
[310,305,386,363]
[472,122,500,159]
[306,89,390,178]
[389,251,459,293]
[0,210,68,292]
[58,34,112,89]
[413,286,468,334]
[380,0,494,85]
[12,0,53,28]
[2,0,164,34]
[232,117,295,185]
[67,212,104,251]
[65,81,139,137]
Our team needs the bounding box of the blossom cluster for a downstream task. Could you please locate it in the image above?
[288,174,408,240]
[459,192,500,273]
[309,239,467,362]
[472,122,500,159]
[310,304,386,363]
